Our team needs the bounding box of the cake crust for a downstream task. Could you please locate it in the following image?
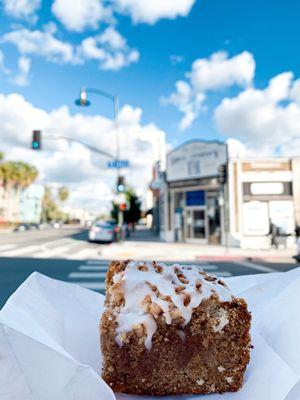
[100,260,251,395]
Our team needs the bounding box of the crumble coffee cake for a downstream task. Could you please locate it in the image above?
[100,260,251,395]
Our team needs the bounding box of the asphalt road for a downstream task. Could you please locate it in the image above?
[0,227,298,309]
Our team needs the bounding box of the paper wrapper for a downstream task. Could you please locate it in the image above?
[1,268,300,400]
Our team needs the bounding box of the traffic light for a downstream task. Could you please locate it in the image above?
[117,175,125,192]
[119,203,127,211]
[32,130,42,150]
[217,164,227,185]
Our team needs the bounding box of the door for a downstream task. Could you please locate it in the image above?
[185,207,207,242]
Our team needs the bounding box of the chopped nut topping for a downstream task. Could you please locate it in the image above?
[145,281,158,293]
[154,263,164,273]
[138,265,148,271]
[177,273,189,284]
[183,293,191,306]
[175,285,185,294]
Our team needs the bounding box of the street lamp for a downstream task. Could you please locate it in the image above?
[74,87,120,162]
[74,86,123,236]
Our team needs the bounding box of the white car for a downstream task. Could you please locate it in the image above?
[88,222,115,243]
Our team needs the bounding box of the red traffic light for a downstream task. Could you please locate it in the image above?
[119,203,127,211]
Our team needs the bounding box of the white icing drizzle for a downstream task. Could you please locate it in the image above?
[113,261,233,350]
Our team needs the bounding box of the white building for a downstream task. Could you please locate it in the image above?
[157,139,300,249]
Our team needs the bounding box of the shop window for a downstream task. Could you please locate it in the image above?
[186,190,205,206]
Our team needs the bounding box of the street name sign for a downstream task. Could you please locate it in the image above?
[107,160,129,169]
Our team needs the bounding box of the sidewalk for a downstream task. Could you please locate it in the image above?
[100,227,296,263]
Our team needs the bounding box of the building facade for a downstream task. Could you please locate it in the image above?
[0,184,44,224]
[160,140,227,245]
[19,184,45,223]
[158,140,300,249]
[228,158,300,249]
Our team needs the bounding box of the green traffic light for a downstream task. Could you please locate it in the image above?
[32,142,39,149]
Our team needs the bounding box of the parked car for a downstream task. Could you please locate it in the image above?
[88,222,115,243]
[51,221,62,229]
[14,223,31,232]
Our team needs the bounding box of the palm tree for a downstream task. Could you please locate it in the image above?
[0,158,38,222]
[58,186,69,203]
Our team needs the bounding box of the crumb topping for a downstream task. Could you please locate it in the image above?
[109,261,233,349]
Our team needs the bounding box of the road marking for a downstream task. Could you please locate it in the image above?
[214,271,232,277]
[1,245,40,257]
[0,244,17,252]
[79,265,108,271]
[234,260,277,273]
[33,242,82,258]
[201,265,218,271]
[86,259,106,265]
[66,248,100,260]
[69,272,107,279]
[77,282,106,290]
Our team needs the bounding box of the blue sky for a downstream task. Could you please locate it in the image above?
[1,0,300,210]
[0,0,300,145]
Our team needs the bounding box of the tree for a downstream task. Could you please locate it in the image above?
[58,186,69,202]
[0,155,38,222]
[111,187,141,225]
[42,186,66,222]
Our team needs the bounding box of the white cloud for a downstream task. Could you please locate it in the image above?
[164,51,255,129]
[0,93,166,211]
[189,51,255,92]
[115,0,196,24]
[51,0,196,28]
[2,27,74,64]
[162,80,205,130]
[2,25,139,71]
[170,54,184,65]
[0,49,10,74]
[214,72,300,155]
[51,0,111,32]
[77,26,140,70]
[1,0,41,21]
[12,55,31,86]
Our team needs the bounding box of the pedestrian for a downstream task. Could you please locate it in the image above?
[269,220,278,249]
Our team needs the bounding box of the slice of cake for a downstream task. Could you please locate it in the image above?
[100,260,251,395]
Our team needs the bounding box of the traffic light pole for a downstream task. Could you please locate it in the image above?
[74,87,124,241]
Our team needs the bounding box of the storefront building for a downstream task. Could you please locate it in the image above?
[161,140,227,245]
[159,140,300,249]
[228,158,300,249]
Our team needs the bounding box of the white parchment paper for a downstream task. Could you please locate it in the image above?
[1,268,300,400]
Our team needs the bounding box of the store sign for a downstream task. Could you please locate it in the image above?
[243,201,269,236]
[167,141,227,182]
[250,182,284,195]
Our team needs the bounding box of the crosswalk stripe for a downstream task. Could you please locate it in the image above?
[69,272,107,279]
[234,260,276,273]
[202,265,218,271]
[1,245,40,257]
[78,282,106,290]
[66,249,100,260]
[33,243,81,258]
[214,271,232,277]
[0,244,17,252]
[86,259,107,265]
[79,265,108,271]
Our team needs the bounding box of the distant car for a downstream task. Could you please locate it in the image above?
[51,221,62,229]
[89,222,115,243]
[14,223,31,232]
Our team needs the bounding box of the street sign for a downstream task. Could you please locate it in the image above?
[107,160,129,169]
